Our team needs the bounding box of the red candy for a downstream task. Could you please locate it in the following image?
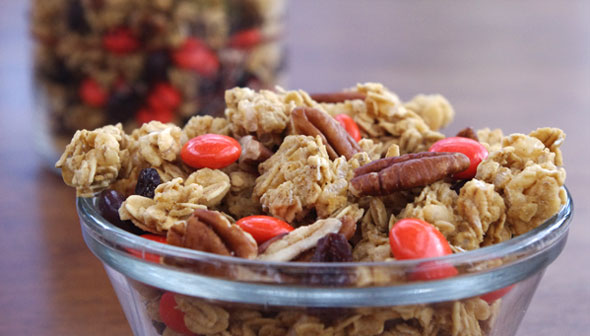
[409,260,459,281]
[79,78,107,107]
[181,134,241,169]
[236,215,294,244]
[102,27,139,54]
[159,292,195,335]
[148,83,182,111]
[390,218,457,280]
[136,107,174,125]
[334,114,361,142]
[172,38,219,77]
[229,29,262,49]
[128,234,167,263]
[429,137,488,179]
[480,284,515,303]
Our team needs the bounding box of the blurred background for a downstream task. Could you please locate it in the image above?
[1,0,588,335]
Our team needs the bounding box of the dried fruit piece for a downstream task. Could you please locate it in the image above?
[172,38,219,77]
[135,168,162,198]
[159,292,194,335]
[181,134,241,169]
[79,78,107,107]
[97,189,144,234]
[236,215,294,244]
[66,0,89,33]
[143,50,171,83]
[103,27,140,54]
[456,127,478,141]
[312,233,352,262]
[334,114,361,142]
[429,137,488,179]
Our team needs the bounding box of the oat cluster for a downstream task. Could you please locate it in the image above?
[57,83,567,336]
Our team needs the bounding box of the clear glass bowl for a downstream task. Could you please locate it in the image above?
[77,188,573,336]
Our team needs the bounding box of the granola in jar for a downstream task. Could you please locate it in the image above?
[31,0,287,164]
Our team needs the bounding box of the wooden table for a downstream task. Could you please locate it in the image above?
[1,1,588,335]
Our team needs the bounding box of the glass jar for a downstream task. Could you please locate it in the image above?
[77,188,573,336]
[30,0,287,166]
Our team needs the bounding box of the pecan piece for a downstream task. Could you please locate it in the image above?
[456,127,478,141]
[238,135,273,173]
[350,152,470,196]
[310,92,366,103]
[291,107,360,160]
[257,218,342,262]
[167,209,257,259]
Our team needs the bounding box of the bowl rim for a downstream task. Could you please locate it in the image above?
[77,187,573,306]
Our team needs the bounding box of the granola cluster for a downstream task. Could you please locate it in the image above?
[57,83,567,336]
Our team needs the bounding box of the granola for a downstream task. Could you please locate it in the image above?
[57,83,568,336]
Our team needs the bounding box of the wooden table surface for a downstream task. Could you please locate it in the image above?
[1,1,588,335]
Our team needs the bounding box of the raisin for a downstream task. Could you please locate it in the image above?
[135,168,161,199]
[312,233,352,262]
[97,189,144,234]
[450,179,468,194]
[106,83,145,123]
[67,0,90,34]
[227,0,263,33]
[307,233,353,286]
[151,320,166,335]
[143,50,170,83]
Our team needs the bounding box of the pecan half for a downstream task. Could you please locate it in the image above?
[456,127,478,141]
[350,152,470,196]
[291,107,360,160]
[238,135,273,173]
[310,92,366,103]
[167,209,257,259]
[257,218,342,262]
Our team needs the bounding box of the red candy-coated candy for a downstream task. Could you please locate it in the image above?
[128,234,167,263]
[172,38,219,77]
[236,215,294,244]
[390,218,452,259]
[409,260,459,281]
[229,29,262,49]
[136,107,174,125]
[148,83,182,111]
[334,114,362,142]
[429,137,488,179]
[159,292,195,335]
[79,78,107,107]
[102,27,139,54]
[181,134,241,169]
[480,284,515,303]
[390,218,458,280]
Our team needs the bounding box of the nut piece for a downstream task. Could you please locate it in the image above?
[350,152,470,196]
[167,209,257,259]
[456,127,479,141]
[291,107,361,160]
[310,91,366,103]
[257,218,342,262]
[238,135,273,172]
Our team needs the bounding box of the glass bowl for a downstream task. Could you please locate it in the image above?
[77,188,573,336]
